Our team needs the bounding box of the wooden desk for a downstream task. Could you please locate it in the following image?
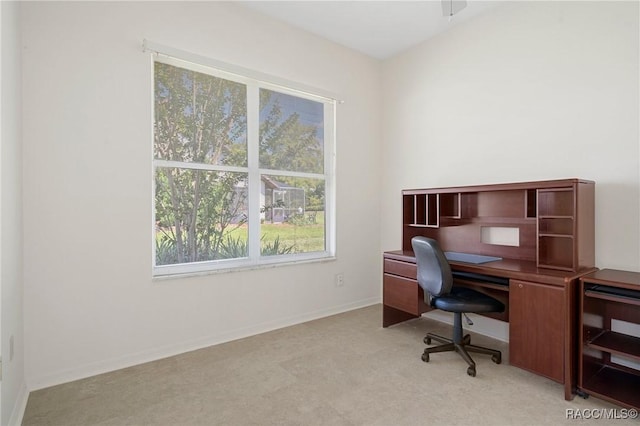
[387,179,596,400]
[383,250,596,401]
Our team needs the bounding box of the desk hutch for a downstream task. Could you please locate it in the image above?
[383,178,596,400]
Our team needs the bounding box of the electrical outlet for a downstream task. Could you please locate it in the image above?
[335,273,345,287]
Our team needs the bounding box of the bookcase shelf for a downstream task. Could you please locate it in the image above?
[587,330,640,362]
[581,364,640,409]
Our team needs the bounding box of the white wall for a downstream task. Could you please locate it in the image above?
[381,1,640,272]
[21,2,382,389]
[1,1,27,424]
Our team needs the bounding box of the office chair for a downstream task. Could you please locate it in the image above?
[411,236,504,377]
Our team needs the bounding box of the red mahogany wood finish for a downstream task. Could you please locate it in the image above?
[384,179,597,401]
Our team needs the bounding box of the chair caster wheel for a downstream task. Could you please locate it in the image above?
[421,353,430,362]
[492,354,501,364]
[467,367,476,377]
[424,336,431,345]
[576,390,589,399]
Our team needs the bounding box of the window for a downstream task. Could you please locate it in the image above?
[153,56,335,276]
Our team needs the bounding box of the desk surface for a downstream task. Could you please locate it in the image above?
[384,250,596,286]
[581,268,640,289]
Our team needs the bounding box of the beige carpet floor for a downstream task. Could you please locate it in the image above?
[22,304,635,425]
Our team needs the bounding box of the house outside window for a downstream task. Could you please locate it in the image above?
[152,55,336,276]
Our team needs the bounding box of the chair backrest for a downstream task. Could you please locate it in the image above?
[411,236,453,297]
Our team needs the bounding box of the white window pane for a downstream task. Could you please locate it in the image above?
[154,62,247,167]
[261,175,325,256]
[155,167,248,265]
[259,89,324,173]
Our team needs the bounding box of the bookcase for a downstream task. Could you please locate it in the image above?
[579,269,640,409]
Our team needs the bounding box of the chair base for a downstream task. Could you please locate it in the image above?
[421,313,502,377]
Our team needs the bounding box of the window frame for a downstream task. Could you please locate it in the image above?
[150,52,336,278]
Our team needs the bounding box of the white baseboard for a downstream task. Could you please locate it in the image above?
[423,311,509,343]
[8,382,28,426]
[28,297,380,391]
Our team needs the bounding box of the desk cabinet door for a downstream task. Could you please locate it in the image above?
[383,274,423,315]
[510,279,565,383]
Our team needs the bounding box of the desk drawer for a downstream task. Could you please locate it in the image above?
[384,259,417,279]
[384,273,427,315]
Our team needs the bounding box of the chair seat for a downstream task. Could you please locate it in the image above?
[432,287,504,313]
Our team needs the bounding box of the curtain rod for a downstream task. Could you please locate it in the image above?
[142,39,344,104]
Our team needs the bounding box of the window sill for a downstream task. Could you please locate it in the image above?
[152,254,337,281]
